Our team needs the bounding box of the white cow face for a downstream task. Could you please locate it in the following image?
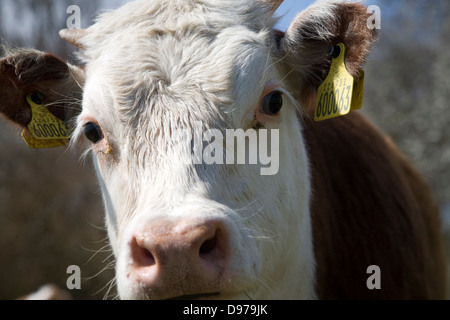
[74,0,313,299]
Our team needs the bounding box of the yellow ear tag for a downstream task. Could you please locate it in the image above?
[21,94,70,149]
[315,43,364,121]
[350,69,365,112]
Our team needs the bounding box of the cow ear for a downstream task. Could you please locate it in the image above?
[0,47,84,130]
[278,1,377,106]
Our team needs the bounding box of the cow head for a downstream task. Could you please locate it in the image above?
[0,0,376,299]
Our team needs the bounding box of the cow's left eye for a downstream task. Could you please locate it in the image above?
[261,91,283,115]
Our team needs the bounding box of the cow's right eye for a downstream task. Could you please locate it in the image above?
[84,122,104,144]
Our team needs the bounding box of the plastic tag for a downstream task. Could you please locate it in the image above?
[21,94,69,148]
[315,43,364,121]
[350,69,365,111]
[21,130,67,148]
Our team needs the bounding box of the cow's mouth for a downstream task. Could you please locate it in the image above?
[166,292,221,300]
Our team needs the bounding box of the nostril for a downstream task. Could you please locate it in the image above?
[199,234,218,255]
[139,246,156,266]
[131,237,156,267]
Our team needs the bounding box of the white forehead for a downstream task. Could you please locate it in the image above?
[82,0,275,51]
[80,0,278,125]
[81,0,276,71]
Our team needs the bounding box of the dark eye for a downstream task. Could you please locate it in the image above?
[261,91,283,115]
[84,122,103,144]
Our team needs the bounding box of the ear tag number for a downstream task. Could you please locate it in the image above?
[315,43,365,121]
[21,94,70,148]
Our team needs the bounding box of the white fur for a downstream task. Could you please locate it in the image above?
[76,0,317,299]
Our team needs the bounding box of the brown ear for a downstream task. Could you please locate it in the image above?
[279,1,377,105]
[0,47,84,129]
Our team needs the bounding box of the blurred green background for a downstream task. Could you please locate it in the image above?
[0,0,449,299]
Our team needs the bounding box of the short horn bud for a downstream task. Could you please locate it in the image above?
[59,29,87,49]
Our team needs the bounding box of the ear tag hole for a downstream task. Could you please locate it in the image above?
[30,91,45,105]
[327,45,341,59]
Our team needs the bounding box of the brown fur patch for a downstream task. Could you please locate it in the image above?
[301,110,446,299]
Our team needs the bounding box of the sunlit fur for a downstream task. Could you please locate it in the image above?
[75,0,316,299]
